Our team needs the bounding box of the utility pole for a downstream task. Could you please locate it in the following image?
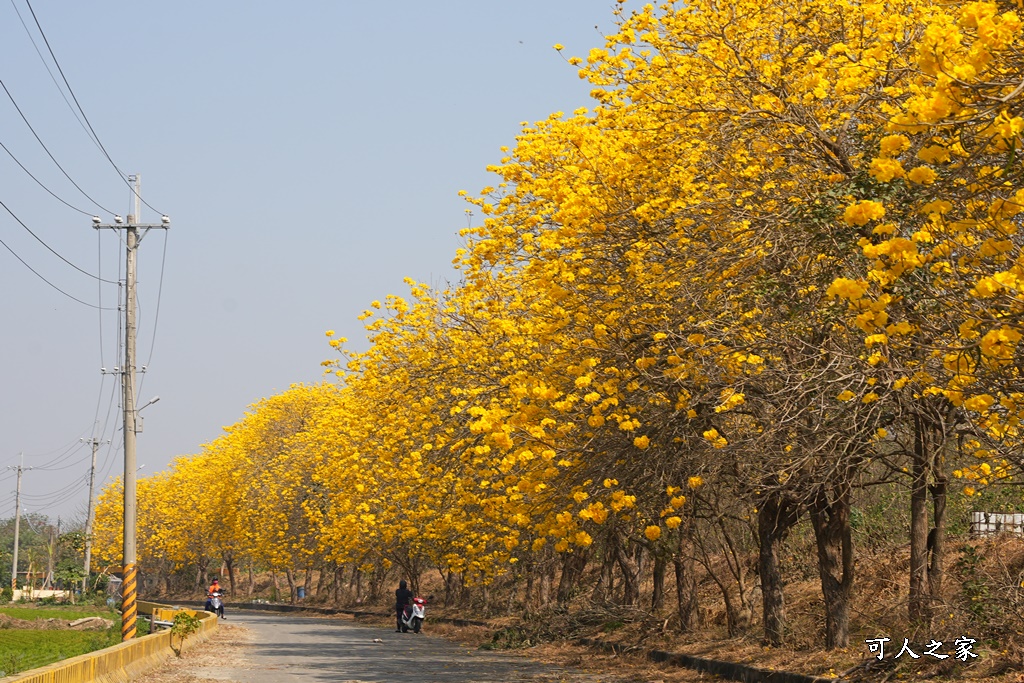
[81,437,107,593]
[7,454,30,594]
[92,175,169,641]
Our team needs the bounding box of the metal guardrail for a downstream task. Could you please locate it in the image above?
[0,601,217,683]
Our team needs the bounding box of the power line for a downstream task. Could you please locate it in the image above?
[138,230,169,397]
[22,0,166,218]
[31,440,89,471]
[0,198,116,283]
[0,138,93,215]
[33,448,92,472]
[9,0,102,156]
[22,429,90,459]
[24,481,87,512]
[98,230,106,369]
[96,367,122,484]
[19,475,85,501]
[0,79,115,215]
[0,231,112,309]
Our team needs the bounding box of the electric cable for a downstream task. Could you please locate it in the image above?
[23,0,167,217]
[137,230,168,397]
[26,438,84,470]
[24,480,87,511]
[20,475,85,501]
[0,198,116,283]
[95,353,121,483]
[34,448,92,472]
[0,79,115,215]
[88,274,122,493]
[31,440,89,471]
[0,231,112,309]
[9,0,102,156]
[0,138,93,215]
[22,428,89,459]
[97,230,105,369]
[97,436,121,486]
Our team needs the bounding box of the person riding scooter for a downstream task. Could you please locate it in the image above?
[205,578,226,619]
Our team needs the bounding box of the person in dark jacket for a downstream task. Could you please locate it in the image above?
[395,580,414,632]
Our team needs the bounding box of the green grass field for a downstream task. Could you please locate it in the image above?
[0,604,116,621]
[0,630,120,676]
[0,603,150,675]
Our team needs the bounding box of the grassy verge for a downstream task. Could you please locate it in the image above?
[0,603,152,676]
[0,630,120,676]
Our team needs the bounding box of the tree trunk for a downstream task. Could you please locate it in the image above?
[524,563,534,610]
[716,518,752,630]
[909,413,932,624]
[591,547,615,603]
[285,567,297,604]
[539,565,552,606]
[758,494,800,646]
[303,565,313,597]
[673,547,698,632]
[809,484,853,649]
[929,474,947,614]
[557,550,590,605]
[223,552,237,597]
[439,568,453,608]
[316,564,328,597]
[613,534,641,607]
[246,562,254,598]
[652,553,667,611]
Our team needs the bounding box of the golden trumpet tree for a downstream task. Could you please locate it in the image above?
[92,0,1024,654]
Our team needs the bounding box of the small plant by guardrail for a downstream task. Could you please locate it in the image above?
[170,612,201,657]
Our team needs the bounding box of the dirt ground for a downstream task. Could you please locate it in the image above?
[145,623,252,683]
[0,613,113,630]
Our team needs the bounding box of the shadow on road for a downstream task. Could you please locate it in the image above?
[226,611,592,683]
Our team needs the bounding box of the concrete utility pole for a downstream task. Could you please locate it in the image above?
[7,453,30,593]
[81,437,106,593]
[92,174,170,641]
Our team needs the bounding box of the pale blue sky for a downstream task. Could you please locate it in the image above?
[0,2,621,523]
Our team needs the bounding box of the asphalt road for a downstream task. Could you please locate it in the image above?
[195,611,619,683]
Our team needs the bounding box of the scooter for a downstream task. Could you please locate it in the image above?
[205,591,226,619]
[400,597,426,633]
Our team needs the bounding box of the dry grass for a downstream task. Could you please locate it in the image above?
[403,537,1024,682]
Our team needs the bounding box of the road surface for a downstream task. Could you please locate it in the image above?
[184,611,625,683]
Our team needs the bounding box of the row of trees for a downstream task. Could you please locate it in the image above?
[94,0,1024,649]
[1,515,88,596]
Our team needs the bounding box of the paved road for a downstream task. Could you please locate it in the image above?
[195,611,618,683]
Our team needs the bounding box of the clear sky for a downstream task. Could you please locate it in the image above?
[0,2,621,524]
